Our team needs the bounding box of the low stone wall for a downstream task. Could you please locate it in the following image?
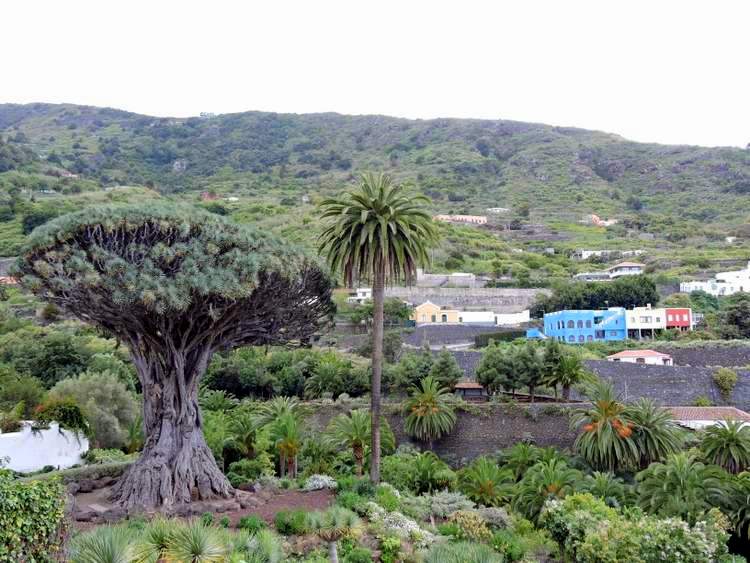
[307,401,578,465]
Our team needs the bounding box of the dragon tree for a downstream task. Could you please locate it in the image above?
[14,204,334,508]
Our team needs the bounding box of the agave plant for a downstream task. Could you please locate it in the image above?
[700,419,750,474]
[513,458,582,523]
[307,507,361,563]
[425,541,504,563]
[164,520,229,563]
[69,526,136,563]
[459,457,515,507]
[131,516,177,562]
[626,398,683,469]
[229,529,284,563]
[571,381,639,471]
[404,376,457,449]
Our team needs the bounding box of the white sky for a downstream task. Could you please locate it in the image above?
[3,0,749,147]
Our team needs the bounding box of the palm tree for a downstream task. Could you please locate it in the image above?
[459,457,515,506]
[404,376,457,449]
[700,419,750,474]
[551,353,588,401]
[626,398,683,469]
[582,471,631,507]
[319,172,438,483]
[501,443,542,481]
[253,396,304,430]
[513,458,582,523]
[227,411,258,460]
[307,507,361,563]
[325,409,395,476]
[571,380,639,471]
[269,412,303,478]
[636,452,728,524]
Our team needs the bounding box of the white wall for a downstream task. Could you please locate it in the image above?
[0,422,88,473]
[495,310,530,325]
[609,356,672,366]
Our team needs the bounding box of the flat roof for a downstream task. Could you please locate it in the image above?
[607,349,672,359]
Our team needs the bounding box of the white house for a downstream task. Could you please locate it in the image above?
[667,407,750,430]
[347,288,372,304]
[626,305,666,338]
[607,349,673,366]
[574,249,645,260]
[606,261,644,278]
[680,261,750,297]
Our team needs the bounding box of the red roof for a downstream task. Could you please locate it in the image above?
[455,381,484,389]
[607,349,672,359]
[667,407,750,422]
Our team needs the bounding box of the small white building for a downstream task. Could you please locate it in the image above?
[627,305,667,338]
[347,288,372,304]
[607,349,673,366]
[667,406,750,430]
[606,261,644,278]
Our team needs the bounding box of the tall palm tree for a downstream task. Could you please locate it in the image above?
[404,376,457,450]
[626,398,683,469]
[700,419,750,474]
[571,380,639,471]
[325,409,395,476]
[319,173,437,483]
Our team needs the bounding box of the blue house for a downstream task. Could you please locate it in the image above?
[541,308,627,344]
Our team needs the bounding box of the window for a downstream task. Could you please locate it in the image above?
[640,316,651,323]
[682,314,688,321]
[612,358,620,362]
[567,320,575,328]
[568,336,575,342]
[636,357,645,364]
[587,335,593,341]
[609,331,618,336]
[655,317,660,323]
[441,314,447,323]
[663,359,670,365]
[668,314,674,321]
[459,317,463,323]
[595,330,605,339]
[577,320,583,328]
[578,335,584,342]
[585,320,592,328]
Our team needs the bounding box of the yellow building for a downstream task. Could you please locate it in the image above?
[411,301,460,324]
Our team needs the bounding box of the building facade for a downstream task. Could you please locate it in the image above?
[543,308,627,343]
[607,349,673,365]
[411,301,530,326]
[680,261,750,297]
[666,307,692,331]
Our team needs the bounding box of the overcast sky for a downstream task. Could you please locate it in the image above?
[4,1,749,147]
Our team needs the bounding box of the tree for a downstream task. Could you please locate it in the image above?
[475,341,521,397]
[319,173,437,483]
[700,420,750,474]
[404,376,457,449]
[308,507,361,563]
[549,352,588,401]
[429,348,463,389]
[571,381,639,472]
[718,293,750,339]
[15,204,333,508]
[49,370,139,449]
[459,457,514,506]
[513,459,582,523]
[517,342,544,403]
[626,398,683,470]
[325,409,394,476]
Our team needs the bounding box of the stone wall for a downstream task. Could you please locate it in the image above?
[307,401,578,465]
[385,287,547,313]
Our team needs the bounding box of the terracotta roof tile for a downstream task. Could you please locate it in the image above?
[667,406,750,422]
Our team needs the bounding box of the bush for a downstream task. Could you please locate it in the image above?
[219,516,230,528]
[477,506,511,530]
[48,370,138,448]
[336,491,368,515]
[226,454,275,487]
[491,529,526,561]
[200,512,214,526]
[426,542,504,562]
[274,509,308,535]
[375,484,402,512]
[83,448,129,464]
[343,546,373,563]
[378,536,402,563]
[303,474,337,491]
[238,515,266,534]
[713,368,738,402]
[0,473,66,562]
[475,331,526,348]
[33,397,90,436]
[447,510,492,541]
[0,374,45,418]
[428,490,475,518]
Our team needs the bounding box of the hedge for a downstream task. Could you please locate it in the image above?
[474,331,526,348]
[0,473,66,562]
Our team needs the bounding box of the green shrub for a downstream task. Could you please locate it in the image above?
[436,521,462,538]
[83,448,129,464]
[0,473,66,562]
[426,541,504,562]
[343,546,373,563]
[713,368,738,402]
[238,515,266,534]
[200,512,214,526]
[378,536,402,563]
[219,516,230,529]
[0,374,45,418]
[33,397,90,436]
[491,529,526,561]
[353,478,376,497]
[274,509,308,535]
[226,454,275,487]
[336,491,368,514]
[375,484,401,512]
[447,510,492,541]
[475,331,526,348]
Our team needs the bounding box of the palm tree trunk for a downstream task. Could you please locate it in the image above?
[354,445,364,477]
[370,267,385,484]
[328,541,339,563]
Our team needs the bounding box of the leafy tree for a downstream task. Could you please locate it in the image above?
[636,452,728,524]
[553,353,588,401]
[350,297,413,329]
[49,370,138,448]
[718,293,750,339]
[0,372,45,417]
[391,345,433,390]
[319,173,437,483]
[429,348,463,389]
[700,420,750,474]
[626,398,683,470]
[513,459,582,522]
[517,342,545,403]
[459,457,514,506]
[404,376,457,449]
[325,409,395,476]
[21,208,58,234]
[15,204,333,508]
[475,341,521,397]
[571,381,639,472]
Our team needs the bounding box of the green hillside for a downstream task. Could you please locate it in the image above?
[1,102,749,285]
